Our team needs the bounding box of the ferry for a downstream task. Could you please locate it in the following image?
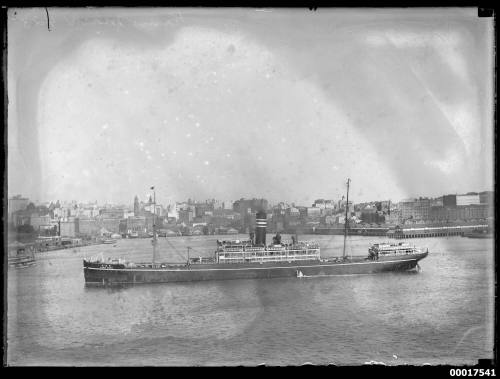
[8,243,36,269]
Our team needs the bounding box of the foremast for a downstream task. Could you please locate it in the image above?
[342,178,350,260]
[151,186,158,265]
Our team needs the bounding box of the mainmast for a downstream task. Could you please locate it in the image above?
[342,178,350,260]
[151,186,158,265]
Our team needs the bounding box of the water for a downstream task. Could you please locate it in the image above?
[7,234,495,366]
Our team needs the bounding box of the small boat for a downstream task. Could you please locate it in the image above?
[297,270,304,278]
[103,239,117,244]
[9,255,36,268]
[8,244,36,268]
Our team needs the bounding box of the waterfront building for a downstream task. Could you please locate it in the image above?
[442,194,457,208]
[430,197,444,207]
[456,193,480,206]
[385,210,402,225]
[60,220,77,237]
[400,198,431,221]
[77,218,100,237]
[429,204,492,222]
[126,216,146,233]
[324,215,336,225]
[479,191,494,205]
[99,218,121,234]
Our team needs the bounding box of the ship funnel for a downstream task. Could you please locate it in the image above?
[255,211,267,246]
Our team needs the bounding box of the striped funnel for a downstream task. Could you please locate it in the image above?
[255,211,267,246]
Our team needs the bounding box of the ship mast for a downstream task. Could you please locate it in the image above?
[151,186,158,266]
[342,178,350,260]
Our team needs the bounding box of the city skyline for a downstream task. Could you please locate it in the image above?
[8,8,494,206]
[10,187,494,210]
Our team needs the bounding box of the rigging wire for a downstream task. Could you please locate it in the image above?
[163,236,187,261]
[188,246,208,255]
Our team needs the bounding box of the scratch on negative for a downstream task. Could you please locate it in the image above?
[45,8,50,31]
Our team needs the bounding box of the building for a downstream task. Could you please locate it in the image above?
[194,202,215,218]
[306,207,321,218]
[8,195,30,215]
[124,210,135,219]
[479,191,494,205]
[166,204,179,220]
[233,198,268,215]
[456,194,480,206]
[126,216,146,233]
[313,199,335,209]
[100,208,126,219]
[134,196,140,216]
[99,218,122,234]
[430,197,443,207]
[11,209,33,227]
[77,218,100,237]
[385,210,402,225]
[53,207,71,219]
[442,194,457,208]
[29,215,52,231]
[399,198,431,221]
[429,204,492,222]
[78,207,100,218]
[60,220,77,237]
[178,209,194,224]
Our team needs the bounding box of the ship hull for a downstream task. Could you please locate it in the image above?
[84,252,428,286]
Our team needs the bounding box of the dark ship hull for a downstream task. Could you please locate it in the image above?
[83,252,428,286]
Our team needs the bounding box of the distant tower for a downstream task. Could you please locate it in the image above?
[134,196,140,216]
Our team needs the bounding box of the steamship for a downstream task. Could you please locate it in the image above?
[83,181,428,286]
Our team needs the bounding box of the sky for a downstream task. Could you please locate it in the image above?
[7,8,495,206]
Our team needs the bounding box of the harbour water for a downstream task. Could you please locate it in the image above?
[7,234,494,366]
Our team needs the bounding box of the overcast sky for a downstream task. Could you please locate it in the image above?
[7,8,494,206]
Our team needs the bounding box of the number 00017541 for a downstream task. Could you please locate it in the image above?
[450,369,496,377]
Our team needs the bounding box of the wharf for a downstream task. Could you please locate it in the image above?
[387,224,490,239]
[311,227,389,236]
